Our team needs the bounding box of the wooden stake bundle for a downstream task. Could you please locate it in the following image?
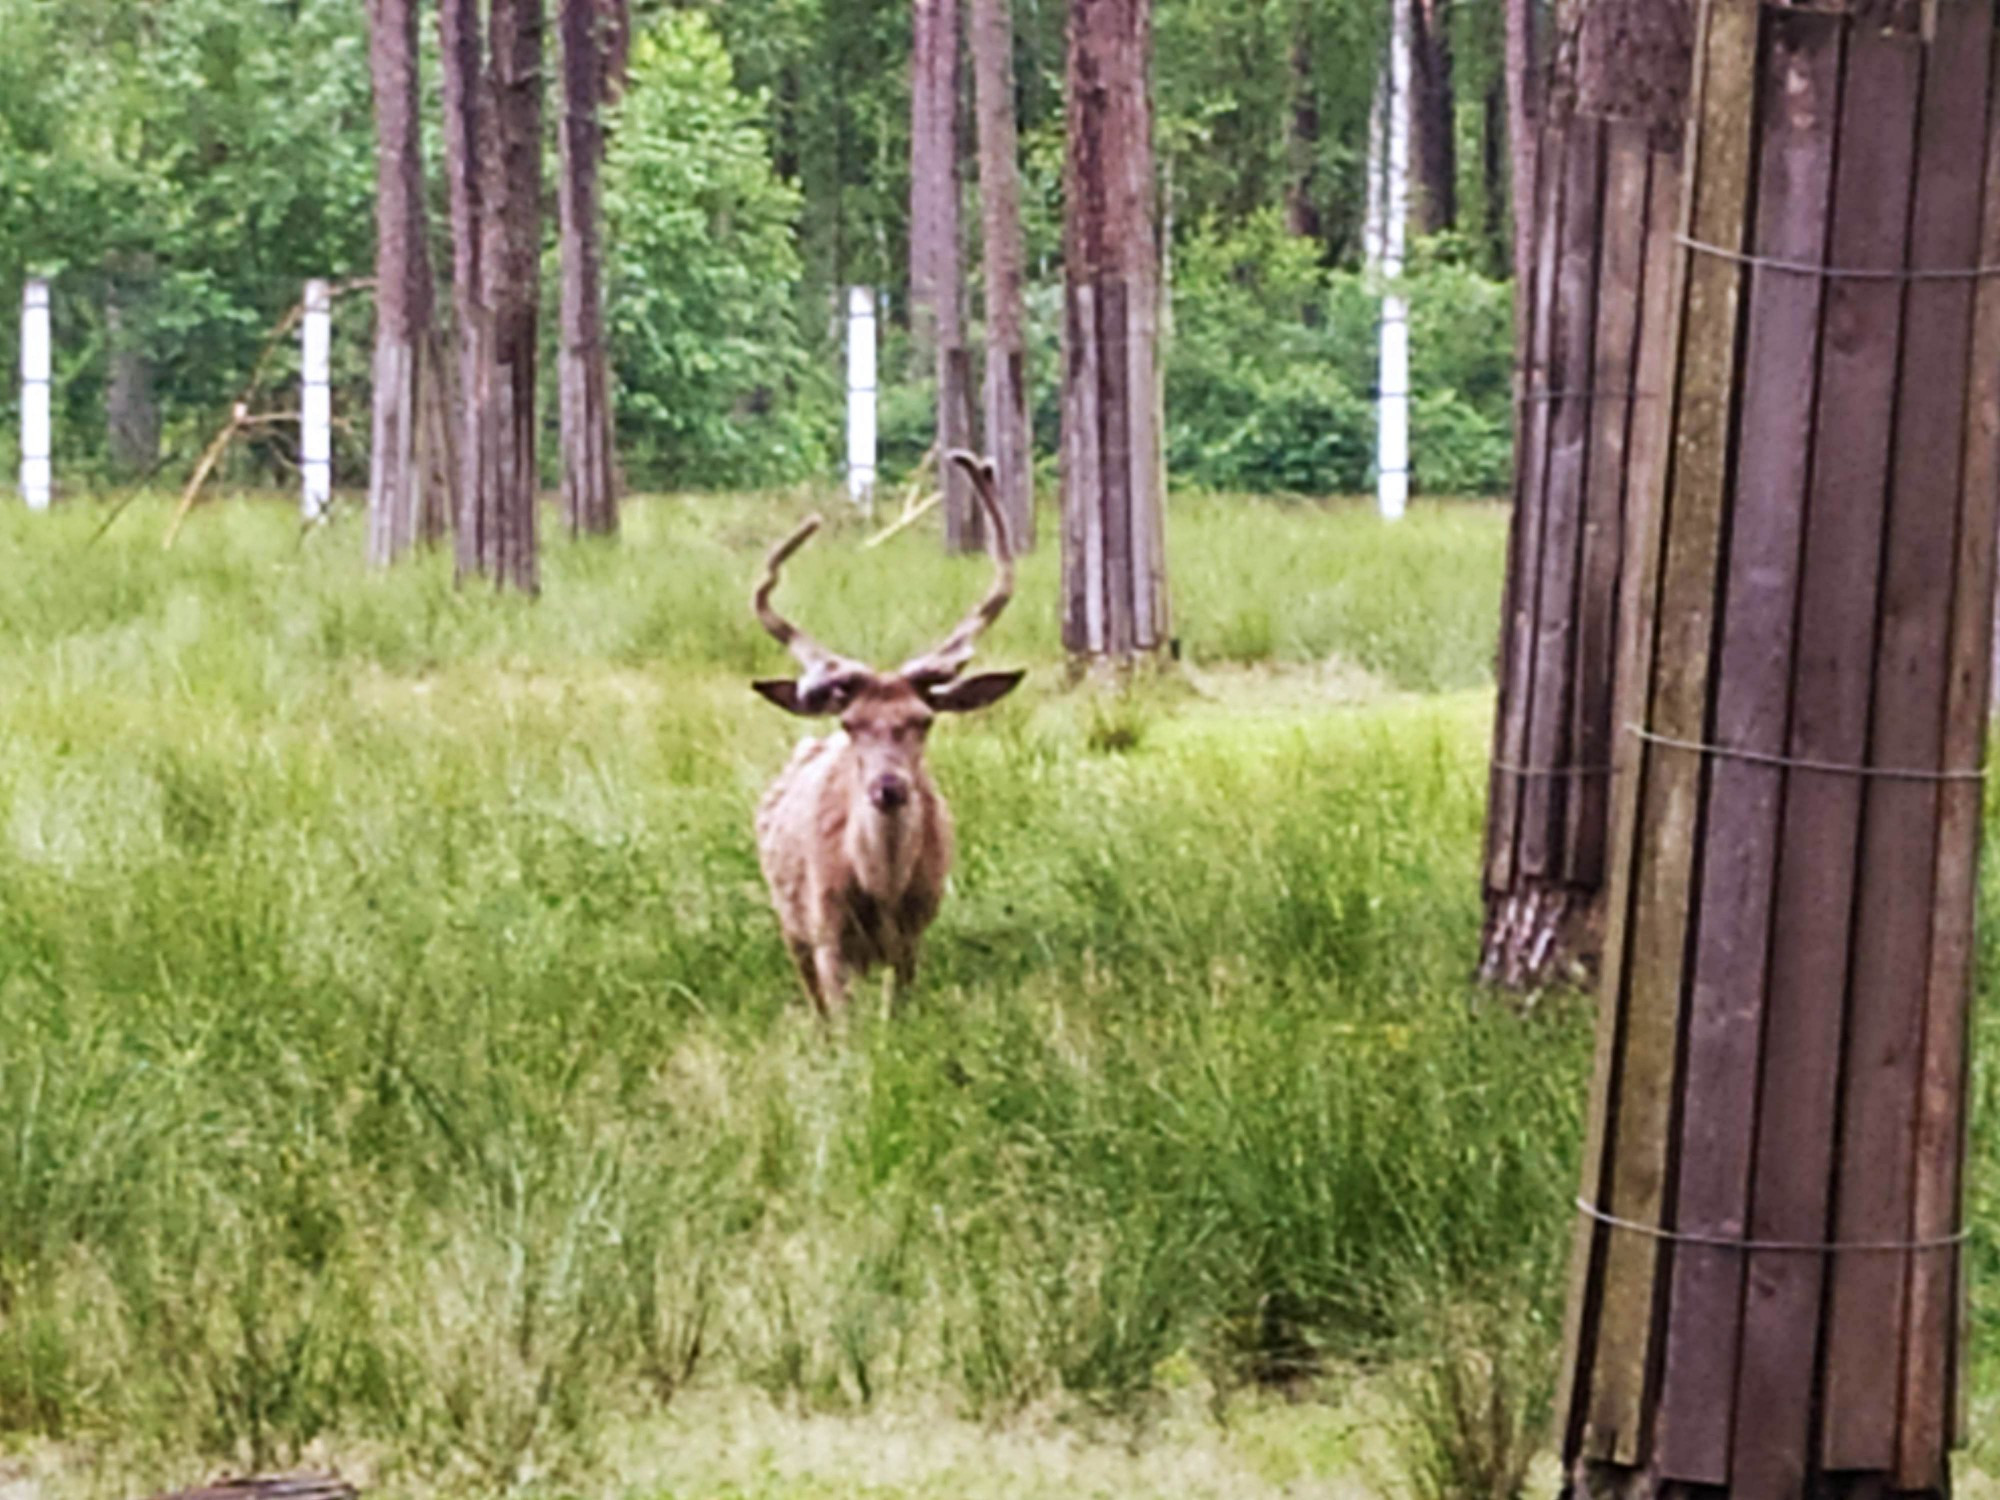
[1481,122,1681,989]
[1559,1,2000,1493]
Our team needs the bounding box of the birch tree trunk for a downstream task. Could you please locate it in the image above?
[971,0,1033,550]
[911,0,978,550]
[1060,0,1167,662]
[558,0,618,538]
[1377,0,1412,523]
[367,0,451,567]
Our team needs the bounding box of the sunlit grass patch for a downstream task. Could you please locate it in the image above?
[0,491,1576,1494]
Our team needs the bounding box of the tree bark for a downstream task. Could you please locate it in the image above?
[1409,0,1456,234]
[971,0,1033,550]
[1478,0,1690,989]
[440,0,500,578]
[558,0,618,538]
[453,0,542,593]
[911,0,978,550]
[1061,0,1167,662]
[491,0,544,589]
[1503,0,1539,292]
[1571,0,1691,136]
[367,0,451,567]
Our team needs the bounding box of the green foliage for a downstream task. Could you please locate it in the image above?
[0,0,374,484]
[1406,241,1516,495]
[1164,212,1513,497]
[0,0,1522,500]
[696,0,919,305]
[606,13,833,489]
[1154,0,1384,258]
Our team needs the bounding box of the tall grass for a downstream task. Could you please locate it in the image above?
[3,488,1933,1491]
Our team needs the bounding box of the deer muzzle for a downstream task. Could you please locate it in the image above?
[868,772,912,813]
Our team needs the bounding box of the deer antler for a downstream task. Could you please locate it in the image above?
[753,514,861,684]
[900,451,1016,686]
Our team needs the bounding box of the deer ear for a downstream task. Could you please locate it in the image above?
[752,679,830,716]
[923,669,1026,713]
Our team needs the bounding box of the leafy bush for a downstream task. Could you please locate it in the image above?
[1406,245,1516,496]
[1164,211,1513,497]
[606,12,833,489]
[0,0,376,487]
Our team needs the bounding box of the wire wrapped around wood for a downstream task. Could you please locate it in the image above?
[1678,231,2000,280]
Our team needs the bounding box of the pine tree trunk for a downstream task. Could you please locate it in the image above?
[1503,0,1538,293]
[1409,0,1456,234]
[911,0,978,550]
[440,0,500,578]
[1061,0,1167,662]
[460,0,542,593]
[367,0,449,567]
[971,0,1033,550]
[1478,0,1689,989]
[558,0,617,538]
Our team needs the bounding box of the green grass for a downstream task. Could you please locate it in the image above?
[0,488,1987,1497]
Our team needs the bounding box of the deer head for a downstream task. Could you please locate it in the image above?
[750,451,1025,811]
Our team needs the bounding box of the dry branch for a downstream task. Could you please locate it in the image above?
[162,279,374,549]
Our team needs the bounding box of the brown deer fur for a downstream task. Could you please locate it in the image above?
[750,452,1023,1017]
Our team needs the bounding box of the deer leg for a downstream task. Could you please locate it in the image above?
[789,940,829,1019]
[811,945,851,1017]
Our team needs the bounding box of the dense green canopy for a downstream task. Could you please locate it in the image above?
[0,0,1513,496]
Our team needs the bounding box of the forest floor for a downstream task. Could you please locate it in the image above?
[0,491,1995,1498]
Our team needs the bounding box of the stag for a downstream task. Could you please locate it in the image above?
[750,451,1023,1017]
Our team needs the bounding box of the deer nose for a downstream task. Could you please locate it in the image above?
[868,774,911,812]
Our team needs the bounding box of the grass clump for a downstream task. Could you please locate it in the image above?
[1,490,1563,1492]
[1389,1292,1558,1500]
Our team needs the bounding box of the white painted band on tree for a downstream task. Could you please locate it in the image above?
[21,278,51,511]
[301,278,332,521]
[846,285,878,509]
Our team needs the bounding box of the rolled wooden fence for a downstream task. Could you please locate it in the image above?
[1481,120,1682,990]
[1559,0,2000,1493]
